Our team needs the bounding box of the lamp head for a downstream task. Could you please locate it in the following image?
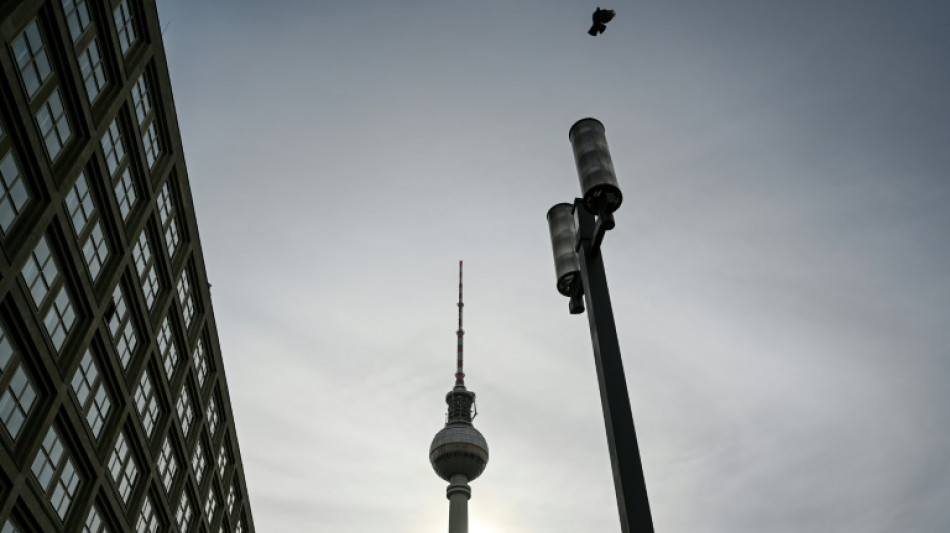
[546,203,581,296]
[569,118,622,215]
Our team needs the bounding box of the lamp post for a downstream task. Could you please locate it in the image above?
[546,118,655,533]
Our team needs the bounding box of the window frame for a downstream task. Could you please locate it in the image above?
[133,368,160,438]
[192,337,210,389]
[77,38,107,103]
[177,267,196,329]
[175,490,192,532]
[31,425,81,521]
[157,316,179,380]
[132,229,160,308]
[113,0,138,55]
[71,347,112,439]
[82,504,108,533]
[107,431,139,505]
[65,171,110,281]
[108,281,138,368]
[12,19,53,100]
[22,236,77,353]
[157,434,178,493]
[0,137,31,234]
[135,495,160,533]
[176,386,193,436]
[35,88,73,162]
[0,364,38,441]
[62,0,93,43]
[191,441,207,485]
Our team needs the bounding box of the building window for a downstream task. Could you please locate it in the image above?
[108,432,138,504]
[62,0,92,42]
[217,444,228,478]
[157,317,178,379]
[113,0,136,55]
[1,522,19,533]
[0,324,12,372]
[100,120,125,177]
[206,397,218,436]
[177,388,193,436]
[226,483,236,515]
[133,231,160,308]
[142,266,159,308]
[235,520,244,533]
[132,231,151,274]
[177,271,195,328]
[131,74,151,126]
[157,183,179,256]
[82,223,109,280]
[134,370,159,437]
[192,443,206,485]
[108,283,137,368]
[36,89,72,161]
[44,287,76,352]
[193,339,209,388]
[71,349,111,439]
[115,318,137,368]
[175,492,192,532]
[12,20,51,99]
[135,496,159,533]
[24,238,76,352]
[114,169,136,220]
[106,283,127,336]
[157,182,173,223]
[158,435,178,492]
[82,505,107,533]
[204,488,217,522]
[66,172,110,280]
[100,116,138,221]
[164,219,179,257]
[65,172,94,231]
[23,236,58,307]
[78,39,107,103]
[0,366,37,440]
[31,426,81,520]
[0,148,30,233]
[143,122,161,168]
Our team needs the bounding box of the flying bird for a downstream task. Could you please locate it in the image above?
[588,7,616,36]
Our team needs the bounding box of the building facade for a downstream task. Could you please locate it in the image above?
[0,0,254,531]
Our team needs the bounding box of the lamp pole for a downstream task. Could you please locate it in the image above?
[546,119,654,533]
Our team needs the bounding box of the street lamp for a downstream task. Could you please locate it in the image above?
[546,118,655,533]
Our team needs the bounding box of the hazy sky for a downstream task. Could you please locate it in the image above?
[155,1,950,531]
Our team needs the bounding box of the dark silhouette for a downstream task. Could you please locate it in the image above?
[588,7,616,36]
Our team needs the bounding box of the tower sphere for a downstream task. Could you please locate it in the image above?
[429,424,489,482]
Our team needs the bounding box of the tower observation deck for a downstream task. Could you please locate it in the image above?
[430,261,489,533]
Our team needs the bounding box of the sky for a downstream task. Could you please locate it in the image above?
[154,1,950,531]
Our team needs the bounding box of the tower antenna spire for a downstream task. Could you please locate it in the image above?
[455,260,465,387]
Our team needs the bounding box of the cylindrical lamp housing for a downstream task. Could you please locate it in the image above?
[547,203,581,296]
[569,118,622,214]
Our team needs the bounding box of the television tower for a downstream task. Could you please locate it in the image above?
[430,261,489,533]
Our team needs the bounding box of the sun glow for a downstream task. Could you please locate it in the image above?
[470,518,504,533]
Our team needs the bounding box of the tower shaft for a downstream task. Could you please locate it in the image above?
[447,474,471,533]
